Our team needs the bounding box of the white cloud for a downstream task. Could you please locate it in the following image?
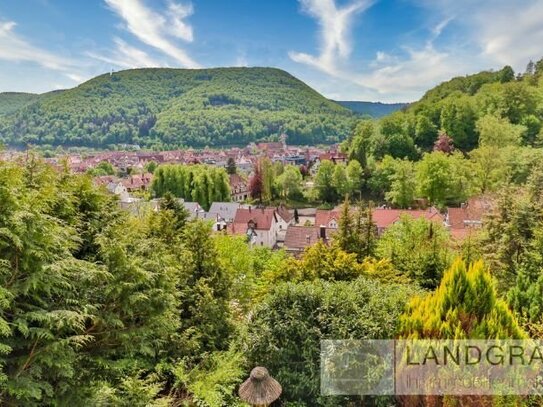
[87,37,162,69]
[358,45,465,96]
[167,1,194,41]
[105,0,200,68]
[414,0,543,71]
[0,20,71,71]
[289,0,374,76]
[476,1,543,70]
[0,20,85,84]
[288,0,485,101]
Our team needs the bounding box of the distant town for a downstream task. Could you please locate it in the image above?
[1,137,490,257]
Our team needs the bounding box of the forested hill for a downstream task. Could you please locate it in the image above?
[0,92,39,115]
[335,101,408,117]
[358,62,543,156]
[0,67,355,149]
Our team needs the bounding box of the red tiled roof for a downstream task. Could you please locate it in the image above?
[446,196,494,240]
[94,176,117,186]
[284,225,336,251]
[276,205,294,223]
[315,209,340,226]
[232,207,277,231]
[447,207,466,229]
[372,208,443,229]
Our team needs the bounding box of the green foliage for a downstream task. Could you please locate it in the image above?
[440,96,478,150]
[174,350,247,407]
[144,160,158,174]
[275,165,303,200]
[0,92,38,115]
[415,151,472,207]
[385,158,416,208]
[0,68,354,149]
[88,160,116,176]
[177,222,233,362]
[376,216,452,288]
[399,259,525,339]
[0,159,180,405]
[314,160,337,203]
[214,234,286,311]
[349,120,374,168]
[336,199,376,260]
[151,164,230,210]
[225,157,236,175]
[477,114,526,147]
[345,159,363,195]
[246,277,418,406]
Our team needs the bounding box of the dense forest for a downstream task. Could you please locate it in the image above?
[0,93,39,116]
[343,61,543,160]
[0,68,355,149]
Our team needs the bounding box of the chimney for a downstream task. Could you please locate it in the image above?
[319,225,326,240]
[249,206,252,213]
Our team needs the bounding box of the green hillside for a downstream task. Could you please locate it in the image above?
[0,67,355,149]
[335,100,408,117]
[363,62,543,154]
[0,92,39,115]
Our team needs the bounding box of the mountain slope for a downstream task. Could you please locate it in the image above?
[335,101,408,117]
[0,92,39,115]
[362,63,543,154]
[0,67,355,149]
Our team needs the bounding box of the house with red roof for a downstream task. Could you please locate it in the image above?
[229,173,248,202]
[446,196,494,240]
[229,207,280,248]
[121,173,153,192]
[314,207,444,235]
[275,204,295,242]
[315,209,340,229]
[372,207,444,235]
[284,225,336,256]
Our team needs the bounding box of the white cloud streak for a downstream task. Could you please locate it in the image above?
[0,21,71,71]
[104,0,200,68]
[289,0,488,101]
[87,37,162,69]
[0,20,84,83]
[289,0,373,76]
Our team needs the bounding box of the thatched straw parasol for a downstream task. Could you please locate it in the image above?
[239,366,282,406]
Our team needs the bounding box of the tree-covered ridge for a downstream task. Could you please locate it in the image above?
[335,100,409,117]
[0,67,355,149]
[0,92,39,115]
[341,60,543,191]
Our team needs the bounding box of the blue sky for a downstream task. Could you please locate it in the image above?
[0,0,542,102]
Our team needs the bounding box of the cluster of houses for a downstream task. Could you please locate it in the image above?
[31,137,341,176]
[102,183,491,256]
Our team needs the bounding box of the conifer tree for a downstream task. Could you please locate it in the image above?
[399,259,525,339]
[177,222,233,364]
[226,157,237,175]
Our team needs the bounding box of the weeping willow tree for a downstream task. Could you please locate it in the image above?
[151,164,230,210]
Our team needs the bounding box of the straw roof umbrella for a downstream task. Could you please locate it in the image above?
[239,366,282,407]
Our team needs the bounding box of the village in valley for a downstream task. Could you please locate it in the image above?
[0,135,489,256]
